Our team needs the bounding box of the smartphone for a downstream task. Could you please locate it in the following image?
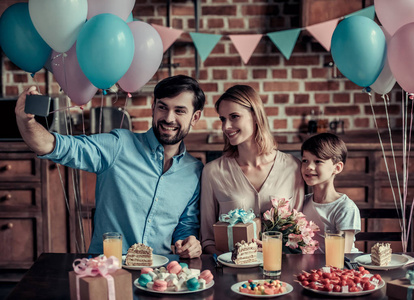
[25,94,51,117]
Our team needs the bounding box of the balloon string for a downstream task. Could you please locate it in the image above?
[403,97,414,252]
[31,72,41,94]
[64,96,84,252]
[120,94,130,129]
[80,108,92,247]
[49,105,78,114]
[383,93,404,250]
[368,92,403,233]
[99,94,104,134]
[62,52,69,101]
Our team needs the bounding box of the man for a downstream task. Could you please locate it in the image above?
[15,75,205,258]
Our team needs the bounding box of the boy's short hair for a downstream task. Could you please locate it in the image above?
[301,133,347,164]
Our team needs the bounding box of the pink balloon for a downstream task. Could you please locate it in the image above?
[370,27,396,95]
[375,0,414,36]
[87,0,135,21]
[51,43,98,105]
[118,22,163,93]
[388,22,414,93]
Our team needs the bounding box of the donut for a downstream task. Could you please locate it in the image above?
[141,267,154,274]
[186,277,200,291]
[166,261,182,274]
[152,279,168,292]
[138,273,152,287]
[199,270,214,284]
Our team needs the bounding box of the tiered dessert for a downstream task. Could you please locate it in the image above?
[371,243,392,266]
[125,243,153,266]
[231,240,258,264]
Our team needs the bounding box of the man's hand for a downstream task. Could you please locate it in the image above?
[15,86,38,121]
[15,86,55,155]
[174,235,201,259]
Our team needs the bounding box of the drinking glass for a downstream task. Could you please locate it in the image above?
[262,231,283,276]
[103,232,123,265]
[325,230,345,269]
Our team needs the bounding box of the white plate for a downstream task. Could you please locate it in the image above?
[355,254,409,270]
[134,279,214,294]
[122,254,169,270]
[231,280,293,298]
[218,252,263,268]
[298,275,385,297]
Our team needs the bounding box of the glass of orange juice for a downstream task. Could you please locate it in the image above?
[325,230,345,269]
[262,231,283,277]
[103,232,122,267]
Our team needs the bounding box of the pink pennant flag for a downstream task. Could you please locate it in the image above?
[306,18,340,51]
[228,34,263,64]
[151,24,184,53]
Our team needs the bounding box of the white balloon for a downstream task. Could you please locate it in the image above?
[370,26,397,95]
[29,0,88,53]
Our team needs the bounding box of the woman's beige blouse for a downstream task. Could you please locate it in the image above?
[200,150,305,250]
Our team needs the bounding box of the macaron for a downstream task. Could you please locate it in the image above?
[138,273,152,287]
[199,270,214,284]
[166,261,182,274]
[141,267,154,274]
[186,277,200,291]
[152,279,168,292]
[179,262,188,269]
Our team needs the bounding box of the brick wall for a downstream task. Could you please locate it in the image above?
[0,0,404,134]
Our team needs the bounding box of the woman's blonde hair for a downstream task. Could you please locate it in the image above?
[215,85,277,157]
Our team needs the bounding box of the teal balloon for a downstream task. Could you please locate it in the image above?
[126,13,133,23]
[0,3,51,73]
[331,16,386,87]
[76,13,135,89]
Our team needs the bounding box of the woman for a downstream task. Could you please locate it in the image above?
[200,85,304,254]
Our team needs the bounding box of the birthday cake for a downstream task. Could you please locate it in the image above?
[231,240,258,264]
[125,243,153,266]
[371,242,392,266]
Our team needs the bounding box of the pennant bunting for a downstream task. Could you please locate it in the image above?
[151,24,184,53]
[306,18,340,51]
[228,34,263,64]
[267,28,301,60]
[345,5,375,20]
[189,32,222,62]
[146,6,375,62]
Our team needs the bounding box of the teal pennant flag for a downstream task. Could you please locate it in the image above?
[345,5,375,20]
[267,28,301,60]
[189,32,222,62]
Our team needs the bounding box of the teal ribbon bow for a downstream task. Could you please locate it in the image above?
[219,208,257,251]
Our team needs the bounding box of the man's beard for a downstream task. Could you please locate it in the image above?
[152,120,191,145]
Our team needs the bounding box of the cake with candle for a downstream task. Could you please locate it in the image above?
[125,243,153,266]
[231,240,258,264]
[371,242,392,266]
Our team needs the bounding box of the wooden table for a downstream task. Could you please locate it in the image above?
[6,252,413,299]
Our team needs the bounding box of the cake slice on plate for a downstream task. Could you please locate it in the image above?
[125,243,153,266]
[231,240,258,264]
[371,242,392,266]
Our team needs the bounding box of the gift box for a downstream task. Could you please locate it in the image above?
[69,256,132,300]
[386,278,414,300]
[214,217,261,252]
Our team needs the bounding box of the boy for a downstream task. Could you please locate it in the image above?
[301,133,361,253]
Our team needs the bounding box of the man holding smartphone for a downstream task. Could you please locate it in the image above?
[15,75,205,258]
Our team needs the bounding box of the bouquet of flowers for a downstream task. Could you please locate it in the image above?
[262,197,320,254]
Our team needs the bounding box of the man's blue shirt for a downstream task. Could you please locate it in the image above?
[40,128,203,254]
